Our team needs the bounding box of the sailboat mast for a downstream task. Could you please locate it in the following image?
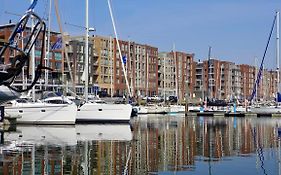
[173,43,178,99]
[255,57,258,101]
[110,35,113,98]
[107,0,132,97]
[207,46,211,99]
[45,0,52,89]
[85,0,89,101]
[31,0,36,101]
[277,11,280,93]
[146,52,149,97]
[163,55,166,103]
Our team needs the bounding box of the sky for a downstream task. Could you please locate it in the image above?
[0,0,280,69]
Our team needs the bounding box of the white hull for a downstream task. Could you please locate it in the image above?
[136,106,148,114]
[168,105,185,113]
[77,103,132,122]
[5,103,77,124]
[250,106,281,114]
[188,106,201,112]
[138,105,168,114]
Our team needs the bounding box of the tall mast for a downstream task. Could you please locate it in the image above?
[110,35,113,98]
[277,11,280,93]
[207,46,211,99]
[219,64,222,100]
[45,0,52,89]
[31,0,35,101]
[255,57,258,101]
[163,55,166,103]
[85,0,89,101]
[107,0,132,97]
[128,37,134,97]
[146,52,149,97]
[173,43,178,99]
[54,0,75,94]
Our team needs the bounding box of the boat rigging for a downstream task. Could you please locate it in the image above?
[0,0,51,93]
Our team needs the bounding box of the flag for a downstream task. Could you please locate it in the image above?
[51,37,62,50]
[122,56,127,64]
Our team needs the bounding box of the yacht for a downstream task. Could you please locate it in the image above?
[168,104,185,114]
[76,99,132,123]
[4,95,77,125]
[250,104,281,114]
[137,104,169,114]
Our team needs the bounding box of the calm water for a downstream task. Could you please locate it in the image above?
[1,115,281,175]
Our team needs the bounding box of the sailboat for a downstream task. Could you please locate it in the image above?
[5,94,77,124]
[76,0,132,123]
[2,0,77,124]
[251,11,280,114]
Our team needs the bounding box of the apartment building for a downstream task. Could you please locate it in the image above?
[93,36,158,98]
[92,36,113,96]
[194,59,225,100]
[66,36,97,95]
[239,64,255,100]
[158,52,177,98]
[194,59,242,101]
[158,51,195,102]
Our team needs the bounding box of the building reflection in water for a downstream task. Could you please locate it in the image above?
[0,116,281,174]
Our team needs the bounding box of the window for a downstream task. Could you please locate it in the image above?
[55,62,61,69]
[35,50,41,58]
[55,53,62,60]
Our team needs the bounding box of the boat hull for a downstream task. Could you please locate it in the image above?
[168,105,185,113]
[76,103,132,123]
[250,106,281,114]
[5,103,77,125]
[137,105,168,114]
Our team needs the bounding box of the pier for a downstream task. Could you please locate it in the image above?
[185,111,281,118]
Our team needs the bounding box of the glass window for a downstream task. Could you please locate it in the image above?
[35,50,41,58]
[55,62,61,69]
[55,52,62,60]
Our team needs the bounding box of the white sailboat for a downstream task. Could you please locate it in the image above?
[251,11,280,114]
[77,101,133,123]
[5,95,77,124]
[3,1,78,125]
[76,0,132,123]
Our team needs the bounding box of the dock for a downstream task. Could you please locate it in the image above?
[185,112,281,118]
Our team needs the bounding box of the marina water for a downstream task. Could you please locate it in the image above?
[1,115,281,175]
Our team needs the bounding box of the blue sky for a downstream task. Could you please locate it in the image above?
[0,0,280,68]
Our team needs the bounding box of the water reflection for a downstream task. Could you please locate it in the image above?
[1,124,132,175]
[0,116,281,175]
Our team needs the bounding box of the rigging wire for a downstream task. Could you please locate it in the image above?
[250,14,277,102]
